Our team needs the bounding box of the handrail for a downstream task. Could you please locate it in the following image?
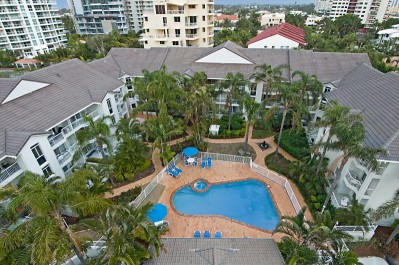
[0,163,21,183]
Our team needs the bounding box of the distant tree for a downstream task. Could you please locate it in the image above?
[61,15,76,33]
[0,49,17,68]
[333,14,362,38]
[285,14,306,28]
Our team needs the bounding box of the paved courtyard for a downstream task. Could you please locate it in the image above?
[157,160,302,240]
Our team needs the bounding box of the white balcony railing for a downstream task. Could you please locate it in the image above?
[49,132,64,146]
[0,163,21,184]
[167,10,184,14]
[185,22,197,27]
[344,171,362,191]
[57,143,78,165]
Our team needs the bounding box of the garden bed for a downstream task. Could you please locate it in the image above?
[274,130,310,160]
[264,153,291,177]
[112,160,155,189]
[252,129,275,139]
[207,142,256,160]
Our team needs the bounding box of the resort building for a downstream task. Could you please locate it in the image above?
[215,14,239,25]
[312,63,399,221]
[305,15,324,26]
[0,0,66,58]
[247,23,307,49]
[258,12,285,28]
[315,0,390,28]
[377,24,399,44]
[143,238,285,264]
[0,59,133,188]
[140,0,215,48]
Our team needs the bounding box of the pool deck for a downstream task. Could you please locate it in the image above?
[158,161,297,240]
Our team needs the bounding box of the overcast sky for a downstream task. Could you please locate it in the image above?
[57,0,313,10]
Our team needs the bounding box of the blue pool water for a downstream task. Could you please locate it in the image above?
[194,180,207,191]
[172,179,280,230]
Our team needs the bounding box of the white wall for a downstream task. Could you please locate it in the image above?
[248,35,299,49]
[196,48,253,64]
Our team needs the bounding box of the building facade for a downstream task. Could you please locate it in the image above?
[0,59,136,188]
[315,0,390,28]
[0,0,66,58]
[259,12,285,27]
[140,0,214,48]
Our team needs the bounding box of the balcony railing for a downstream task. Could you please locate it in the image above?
[49,132,64,146]
[167,10,184,14]
[57,143,78,165]
[185,22,197,27]
[344,171,362,191]
[186,33,198,38]
[0,163,21,184]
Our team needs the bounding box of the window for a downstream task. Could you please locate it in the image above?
[160,41,165,44]
[175,29,180,36]
[174,17,180,22]
[203,38,206,42]
[131,103,136,109]
[162,17,167,26]
[144,17,148,21]
[264,46,268,48]
[202,27,205,32]
[155,5,165,14]
[144,41,148,44]
[202,4,205,8]
[111,115,116,124]
[146,29,149,32]
[271,46,275,49]
[106,98,113,114]
[188,4,195,9]
[42,165,53,178]
[202,16,205,21]
[173,41,179,45]
[31,144,46,166]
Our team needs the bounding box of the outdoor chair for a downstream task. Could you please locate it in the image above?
[194,231,201,238]
[167,168,179,178]
[173,165,182,173]
[214,231,222,239]
[207,157,212,168]
[204,230,211,238]
[201,159,206,169]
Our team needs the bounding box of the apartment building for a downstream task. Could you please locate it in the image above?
[258,12,285,27]
[0,59,135,188]
[0,0,66,58]
[140,0,215,48]
[315,0,390,28]
[311,64,399,220]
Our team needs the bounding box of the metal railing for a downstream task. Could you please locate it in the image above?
[130,153,182,207]
[167,10,184,14]
[251,162,302,214]
[49,132,64,146]
[185,33,198,38]
[198,151,251,164]
[0,163,21,184]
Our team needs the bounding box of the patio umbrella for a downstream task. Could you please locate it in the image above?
[146,203,168,223]
[182,147,198,157]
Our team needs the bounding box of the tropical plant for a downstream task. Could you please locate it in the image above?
[335,197,370,227]
[85,204,163,264]
[312,102,351,176]
[326,240,359,265]
[374,189,399,244]
[274,207,311,245]
[321,114,386,212]
[240,92,260,150]
[217,72,248,131]
[278,237,318,265]
[0,171,112,264]
[115,117,141,141]
[250,63,286,100]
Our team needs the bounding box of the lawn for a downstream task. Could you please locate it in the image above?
[207,142,257,160]
[252,129,275,139]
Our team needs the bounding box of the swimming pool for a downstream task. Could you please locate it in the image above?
[172,179,280,231]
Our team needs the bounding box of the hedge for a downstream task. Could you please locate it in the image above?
[112,186,142,205]
[274,130,310,159]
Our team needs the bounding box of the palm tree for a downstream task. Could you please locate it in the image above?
[267,83,305,157]
[326,240,359,265]
[312,102,351,176]
[85,204,163,264]
[274,207,310,245]
[321,114,386,212]
[181,72,216,148]
[335,197,370,227]
[374,189,399,245]
[217,72,248,131]
[277,237,318,265]
[241,92,260,150]
[144,104,183,165]
[250,64,286,100]
[75,115,112,162]
[0,171,112,264]
[115,117,141,141]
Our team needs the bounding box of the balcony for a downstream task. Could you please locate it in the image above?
[185,22,197,27]
[49,132,64,146]
[0,163,22,186]
[185,33,198,39]
[167,10,184,14]
[57,143,78,165]
[343,171,362,192]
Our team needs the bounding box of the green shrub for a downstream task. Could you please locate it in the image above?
[274,130,310,159]
[265,153,291,177]
[239,128,246,136]
[134,159,152,174]
[112,186,142,205]
[233,130,241,137]
[252,129,275,139]
[226,130,232,137]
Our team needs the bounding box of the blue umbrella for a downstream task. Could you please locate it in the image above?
[146,203,168,223]
[182,147,198,156]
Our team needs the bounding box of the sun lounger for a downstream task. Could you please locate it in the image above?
[172,165,182,173]
[201,159,206,169]
[194,231,201,238]
[204,230,211,238]
[215,231,222,239]
[167,168,179,178]
[207,157,212,168]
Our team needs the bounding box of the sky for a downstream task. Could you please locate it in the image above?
[56,0,313,9]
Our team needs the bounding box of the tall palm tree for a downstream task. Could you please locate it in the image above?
[273,207,310,245]
[217,72,248,131]
[0,172,112,264]
[321,114,386,212]
[75,115,113,162]
[241,92,260,151]
[266,83,305,157]
[278,237,318,265]
[250,64,286,100]
[85,204,163,264]
[374,189,399,244]
[115,117,141,141]
[312,102,351,176]
[335,197,370,227]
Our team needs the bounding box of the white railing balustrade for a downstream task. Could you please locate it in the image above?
[333,223,377,241]
[198,151,251,164]
[49,132,64,146]
[0,163,21,183]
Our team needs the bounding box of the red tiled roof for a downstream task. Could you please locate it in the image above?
[14,59,42,64]
[247,23,307,46]
[216,14,239,21]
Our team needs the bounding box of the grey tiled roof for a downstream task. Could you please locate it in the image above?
[325,64,399,162]
[90,42,371,83]
[0,59,123,158]
[143,238,285,265]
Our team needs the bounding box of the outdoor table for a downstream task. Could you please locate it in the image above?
[187,157,195,164]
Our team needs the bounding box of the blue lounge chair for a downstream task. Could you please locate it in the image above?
[207,157,212,168]
[172,165,182,173]
[167,168,179,178]
[215,231,222,239]
[194,231,201,238]
[204,230,211,238]
[201,159,206,169]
